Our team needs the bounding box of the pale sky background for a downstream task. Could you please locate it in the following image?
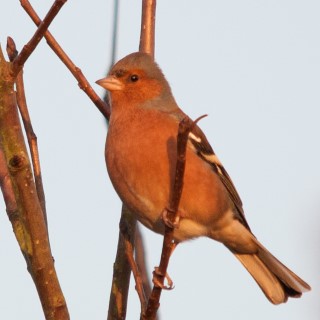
[0,1,319,319]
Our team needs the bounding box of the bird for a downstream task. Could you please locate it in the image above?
[96,52,311,304]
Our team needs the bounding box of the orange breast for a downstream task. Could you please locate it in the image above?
[106,107,231,236]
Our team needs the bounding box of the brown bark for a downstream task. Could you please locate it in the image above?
[0,46,69,319]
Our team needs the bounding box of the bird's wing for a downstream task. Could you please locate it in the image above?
[188,124,251,231]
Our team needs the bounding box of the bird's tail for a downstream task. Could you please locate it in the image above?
[233,241,311,304]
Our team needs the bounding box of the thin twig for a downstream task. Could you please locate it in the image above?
[135,227,160,320]
[143,116,198,320]
[135,226,153,303]
[122,222,147,313]
[103,0,120,105]
[20,0,110,119]
[6,36,48,228]
[110,0,120,67]
[12,0,67,77]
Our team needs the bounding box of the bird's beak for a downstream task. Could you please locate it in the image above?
[95,76,124,91]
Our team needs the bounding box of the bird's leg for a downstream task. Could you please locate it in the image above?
[161,207,180,228]
[152,241,178,290]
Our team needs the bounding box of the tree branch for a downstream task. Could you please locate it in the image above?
[139,0,156,57]
[11,0,67,77]
[135,226,153,304]
[0,45,69,320]
[122,217,147,313]
[107,206,136,320]
[107,1,158,319]
[143,116,198,320]
[7,36,48,229]
[20,0,110,119]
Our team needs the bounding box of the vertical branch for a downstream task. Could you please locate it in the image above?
[110,0,120,67]
[0,82,69,320]
[143,116,197,320]
[16,71,48,224]
[107,206,136,320]
[7,37,48,228]
[139,0,156,58]
[108,1,157,319]
[103,0,120,105]
[1,1,71,318]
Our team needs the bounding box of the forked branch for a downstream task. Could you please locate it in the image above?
[12,0,68,77]
[0,1,71,318]
[20,0,110,119]
[7,37,48,228]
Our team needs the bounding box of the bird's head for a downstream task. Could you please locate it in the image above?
[96,52,175,109]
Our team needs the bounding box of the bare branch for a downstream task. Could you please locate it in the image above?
[107,206,136,320]
[110,0,120,67]
[143,116,197,320]
[139,0,156,58]
[135,226,152,303]
[108,1,158,319]
[103,0,120,104]
[122,220,147,313]
[7,36,48,227]
[20,0,110,119]
[0,46,69,320]
[11,0,67,76]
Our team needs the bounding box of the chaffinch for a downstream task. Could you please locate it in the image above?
[96,52,310,304]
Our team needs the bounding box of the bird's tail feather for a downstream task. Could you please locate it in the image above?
[234,241,311,304]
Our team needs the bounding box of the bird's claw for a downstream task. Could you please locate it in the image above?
[161,208,180,228]
[152,267,174,290]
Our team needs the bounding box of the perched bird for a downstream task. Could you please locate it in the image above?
[96,52,311,304]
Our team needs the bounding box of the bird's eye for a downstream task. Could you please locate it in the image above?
[130,74,139,82]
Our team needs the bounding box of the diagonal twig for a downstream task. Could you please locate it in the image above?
[11,0,68,77]
[121,215,147,313]
[135,225,153,303]
[20,0,110,119]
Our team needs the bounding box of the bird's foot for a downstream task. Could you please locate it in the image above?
[152,267,174,290]
[161,207,180,228]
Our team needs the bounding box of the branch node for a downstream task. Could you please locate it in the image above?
[9,154,27,171]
